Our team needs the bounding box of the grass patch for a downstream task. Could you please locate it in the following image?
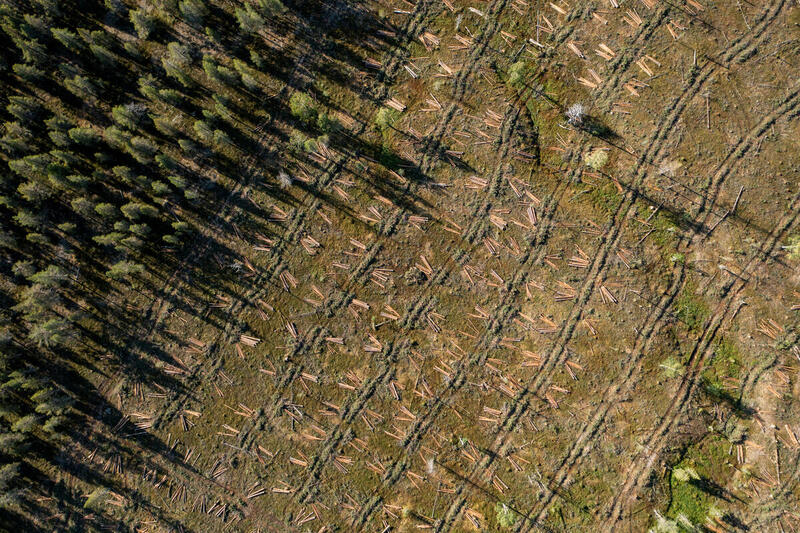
[668,461,710,526]
[674,283,709,332]
[588,182,622,215]
[701,338,741,396]
[659,433,735,532]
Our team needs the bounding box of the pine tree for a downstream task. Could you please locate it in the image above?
[127,135,157,163]
[67,127,102,146]
[64,75,99,101]
[106,260,144,280]
[28,265,68,287]
[235,5,264,33]
[27,318,70,348]
[179,0,207,26]
[51,27,82,53]
[12,63,45,82]
[0,463,21,491]
[130,9,155,39]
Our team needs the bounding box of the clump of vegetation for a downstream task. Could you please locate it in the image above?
[674,285,709,332]
[374,107,400,133]
[648,511,699,533]
[495,502,518,529]
[566,102,585,125]
[669,253,685,264]
[584,148,609,170]
[784,235,800,260]
[506,60,530,90]
[648,511,679,533]
[672,466,700,483]
[289,92,317,123]
[701,338,741,397]
[660,356,684,378]
[588,182,622,214]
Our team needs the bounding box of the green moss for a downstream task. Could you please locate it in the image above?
[668,466,708,524]
[652,210,685,248]
[663,434,735,529]
[588,182,622,215]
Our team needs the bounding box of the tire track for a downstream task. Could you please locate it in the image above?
[310,8,526,522]
[432,0,787,527]
[698,81,800,236]
[600,187,800,530]
[517,265,686,528]
[746,452,800,531]
[350,96,571,528]
[353,102,561,530]
[504,0,789,446]
[234,0,511,519]
[526,53,800,529]
[430,5,684,528]
[417,0,513,175]
[149,0,438,429]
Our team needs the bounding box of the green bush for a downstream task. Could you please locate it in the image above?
[374,107,399,132]
[506,60,530,90]
[289,92,317,123]
[584,149,609,170]
[235,5,264,33]
[107,260,144,280]
[495,502,518,529]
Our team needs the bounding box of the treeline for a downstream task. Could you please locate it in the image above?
[0,0,328,528]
